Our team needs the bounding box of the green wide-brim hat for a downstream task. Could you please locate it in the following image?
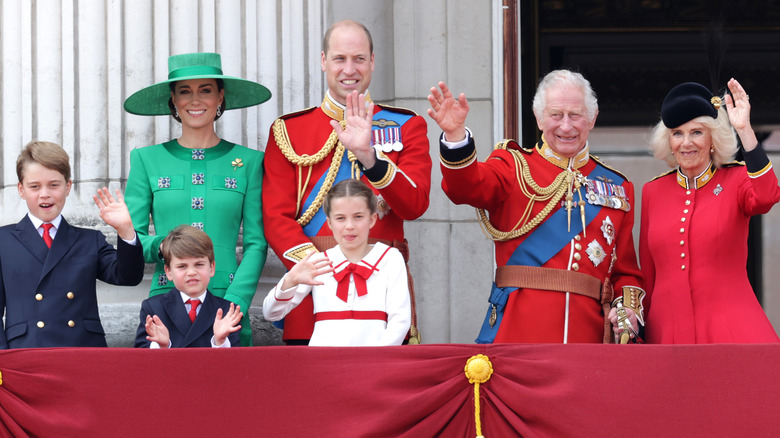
[123,52,272,116]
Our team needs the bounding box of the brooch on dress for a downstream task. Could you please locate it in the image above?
[713,184,723,196]
[232,158,243,170]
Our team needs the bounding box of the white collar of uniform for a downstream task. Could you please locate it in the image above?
[28,213,63,231]
[327,242,390,273]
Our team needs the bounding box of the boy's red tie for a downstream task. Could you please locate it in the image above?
[42,223,54,248]
[187,299,200,323]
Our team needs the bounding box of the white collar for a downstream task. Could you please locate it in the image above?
[327,242,390,273]
[180,290,208,304]
[28,213,63,230]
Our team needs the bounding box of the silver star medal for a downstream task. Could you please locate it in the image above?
[586,240,606,266]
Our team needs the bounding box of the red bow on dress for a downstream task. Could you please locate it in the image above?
[332,263,375,302]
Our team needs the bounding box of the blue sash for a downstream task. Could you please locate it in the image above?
[475,162,625,343]
[301,152,353,237]
[300,109,414,237]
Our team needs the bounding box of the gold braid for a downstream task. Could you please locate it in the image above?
[272,118,348,226]
[477,149,572,241]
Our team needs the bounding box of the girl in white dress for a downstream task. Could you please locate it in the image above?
[262,179,411,346]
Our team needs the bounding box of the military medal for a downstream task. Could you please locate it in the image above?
[389,127,403,151]
[586,240,606,266]
[374,127,403,153]
[382,128,393,152]
[601,216,615,245]
[585,178,630,212]
[376,194,391,219]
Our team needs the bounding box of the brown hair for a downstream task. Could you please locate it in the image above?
[16,140,71,183]
[167,78,226,123]
[323,179,377,216]
[160,225,215,267]
[322,20,374,55]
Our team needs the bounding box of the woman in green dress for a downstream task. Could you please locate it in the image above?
[124,52,271,346]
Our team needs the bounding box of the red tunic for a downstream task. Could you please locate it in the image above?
[640,146,780,344]
[262,94,431,340]
[440,135,643,343]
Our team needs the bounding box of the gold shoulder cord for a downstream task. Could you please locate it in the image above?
[477,148,572,241]
[272,118,348,226]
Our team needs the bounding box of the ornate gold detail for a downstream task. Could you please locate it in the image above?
[407,325,421,344]
[621,286,646,325]
[465,354,493,438]
[283,243,318,263]
[272,118,347,226]
[441,148,477,168]
[711,96,722,110]
[477,149,573,241]
[370,160,395,189]
[231,158,243,170]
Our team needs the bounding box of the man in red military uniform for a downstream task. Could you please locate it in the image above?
[427,71,644,343]
[263,20,431,344]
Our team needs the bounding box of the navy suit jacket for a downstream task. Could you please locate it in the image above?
[0,216,145,349]
[135,288,240,348]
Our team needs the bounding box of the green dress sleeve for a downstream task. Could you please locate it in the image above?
[221,150,267,311]
[126,147,166,264]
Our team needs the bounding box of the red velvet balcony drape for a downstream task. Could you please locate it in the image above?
[1,344,778,437]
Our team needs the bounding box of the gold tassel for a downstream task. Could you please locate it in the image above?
[465,354,494,438]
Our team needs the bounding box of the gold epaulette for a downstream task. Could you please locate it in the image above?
[476,148,572,241]
[590,155,632,182]
[272,117,349,226]
[493,139,532,154]
[374,103,419,117]
[648,168,676,182]
[722,160,745,168]
[278,106,318,120]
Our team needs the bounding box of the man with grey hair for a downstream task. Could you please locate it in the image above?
[427,70,645,344]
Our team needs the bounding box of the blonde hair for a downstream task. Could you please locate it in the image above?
[649,106,737,169]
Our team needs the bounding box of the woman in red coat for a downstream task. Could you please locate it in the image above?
[640,79,780,343]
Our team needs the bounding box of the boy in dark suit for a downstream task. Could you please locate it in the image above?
[0,140,144,349]
[135,225,242,348]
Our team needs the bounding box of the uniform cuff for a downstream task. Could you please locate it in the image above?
[743,142,772,177]
[440,129,477,168]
